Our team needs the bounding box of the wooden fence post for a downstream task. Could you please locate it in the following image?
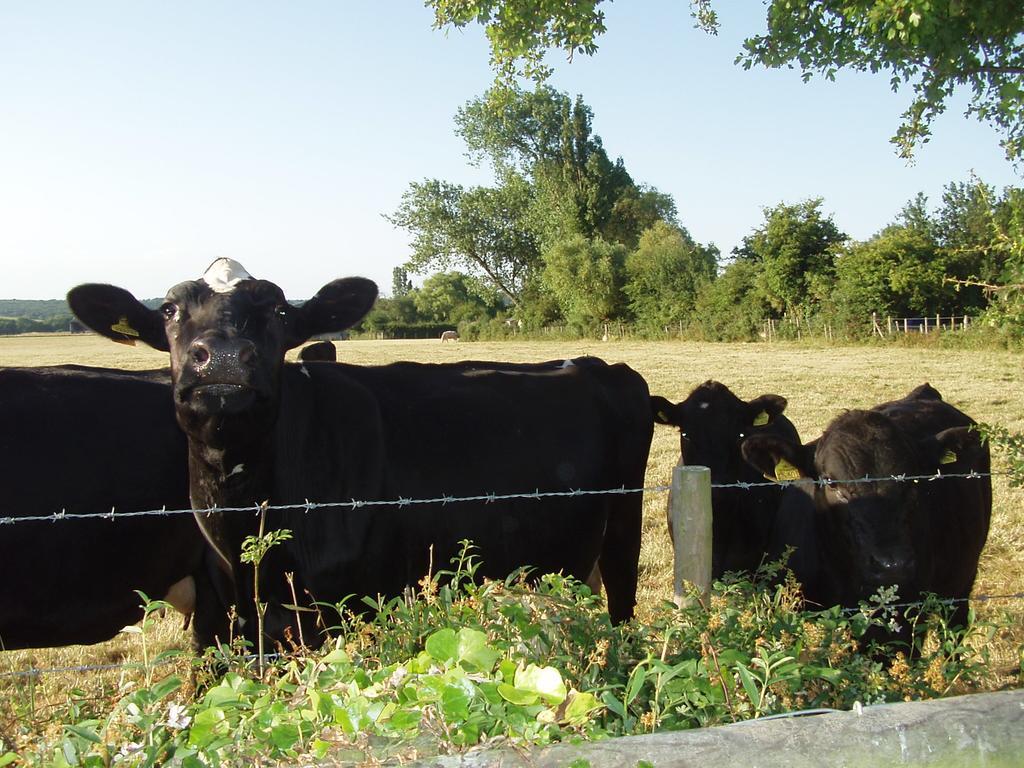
[671,465,712,608]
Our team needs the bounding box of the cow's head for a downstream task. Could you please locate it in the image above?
[652,381,794,480]
[68,259,377,445]
[741,408,978,604]
[652,381,798,575]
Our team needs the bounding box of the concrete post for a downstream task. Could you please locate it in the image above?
[670,465,712,608]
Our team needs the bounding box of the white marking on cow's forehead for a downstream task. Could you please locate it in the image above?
[201,258,254,293]
[699,401,710,410]
[559,359,575,368]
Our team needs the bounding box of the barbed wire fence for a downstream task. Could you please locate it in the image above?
[0,469,1005,526]
[0,467,1019,682]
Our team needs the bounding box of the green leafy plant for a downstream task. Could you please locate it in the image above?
[11,546,1011,766]
[239,503,294,674]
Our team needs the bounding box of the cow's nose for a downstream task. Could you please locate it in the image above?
[868,553,916,587]
[188,337,258,371]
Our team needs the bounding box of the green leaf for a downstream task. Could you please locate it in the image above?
[514,664,567,705]
[563,691,603,725]
[441,683,472,721]
[601,690,626,719]
[389,709,422,731]
[456,627,500,672]
[64,724,101,744]
[188,706,227,747]
[425,628,459,665]
[0,754,16,768]
[320,647,351,666]
[150,675,182,700]
[735,663,760,707]
[624,663,647,707]
[270,723,300,751]
[497,682,538,706]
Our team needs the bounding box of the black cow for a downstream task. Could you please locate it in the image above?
[652,381,800,578]
[0,365,227,650]
[740,383,991,632]
[297,340,337,362]
[68,258,653,647]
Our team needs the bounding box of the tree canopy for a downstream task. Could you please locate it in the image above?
[388,85,683,319]
[427,0,1024,161]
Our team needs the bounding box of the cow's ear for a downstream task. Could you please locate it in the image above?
[906,382,943,402]
[288,277,378,348]
[741,434,813,483]
[651,395,681,426]
[922,426,983,470]
[67,284,169,351]
[746,394,787,427]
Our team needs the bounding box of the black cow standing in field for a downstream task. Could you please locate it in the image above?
[68,258,653,647]
[740,383,991,634]
[652,381,801,579]
[0,365,228,650]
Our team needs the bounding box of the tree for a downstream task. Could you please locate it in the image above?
[541,235,627,329]
[692,260,772,341]
[739,1,1024,161]
[831,223,948,329]
[391,267,413,298]
[428,0,608,82]
[624,221,718,330]
[387,173,540,304]
[456,87,670,250]
[360,294,420,335]
[413,271,501,323]
[391,85,679,320]
[735,198,847,317]
[933,177,1016,305]
[428,1,1024,161]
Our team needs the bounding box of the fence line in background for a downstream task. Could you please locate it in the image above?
[0,470,1003,527]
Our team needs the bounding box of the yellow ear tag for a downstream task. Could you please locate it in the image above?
[752,411,769,427]
[110,317,140,338]
[774,458,802,482]
[939,450,957,465]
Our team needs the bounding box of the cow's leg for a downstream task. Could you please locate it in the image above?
[598,499,641,624]
[190,550,235,653]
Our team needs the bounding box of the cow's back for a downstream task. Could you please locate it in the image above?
[0,366,200,648]
[268,359,652,624]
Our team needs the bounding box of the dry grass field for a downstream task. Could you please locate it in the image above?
[1,333,1022,722]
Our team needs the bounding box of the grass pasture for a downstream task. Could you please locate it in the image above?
[1,333,1022,749]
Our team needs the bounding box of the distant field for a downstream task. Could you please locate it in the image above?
[1,334,1022,698]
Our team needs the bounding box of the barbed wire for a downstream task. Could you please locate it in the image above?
[0,470,1008,526]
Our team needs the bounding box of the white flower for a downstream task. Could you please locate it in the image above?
[162,702,192,730]
[118,741,144,758]
[389,666,408,688]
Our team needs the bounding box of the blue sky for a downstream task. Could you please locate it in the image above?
[1,1,1019,300]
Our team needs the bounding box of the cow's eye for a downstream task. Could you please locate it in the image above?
[160,302,178,321]
[824,480,850,504]
[274,304,289,317]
